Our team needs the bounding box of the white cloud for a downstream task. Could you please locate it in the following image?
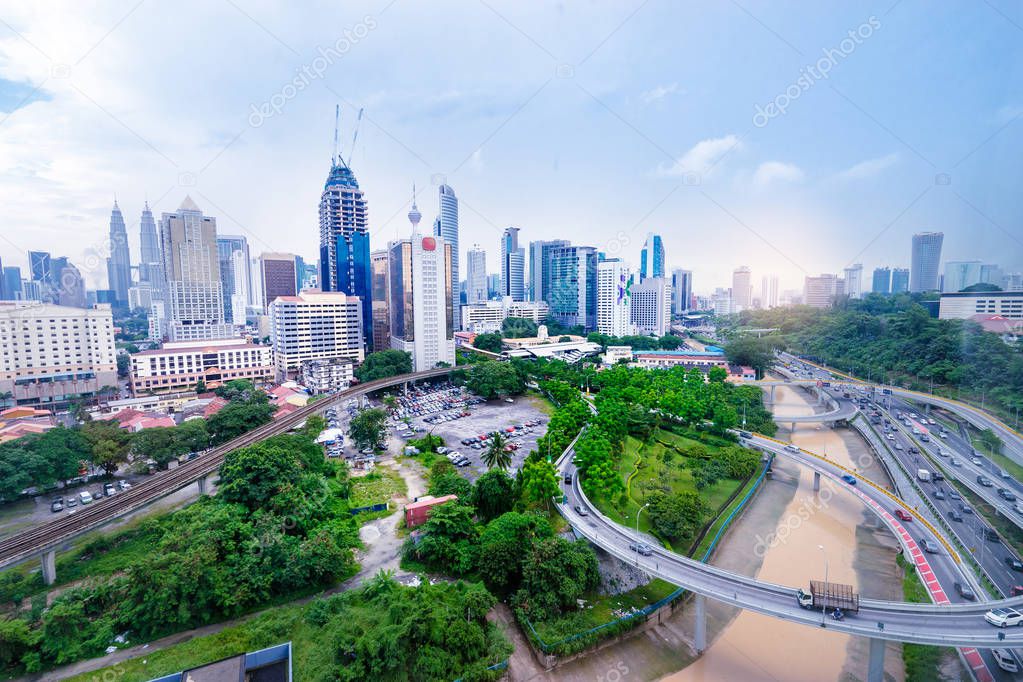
[640,82,680,104]
[752,161,804,187]
[836,152,899,180]
[658,134,741,178]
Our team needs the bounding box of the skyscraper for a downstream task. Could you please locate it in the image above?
[259,253,298,311]
[843,263,864,299]
[319,114,372,349]
[732,266,752,311]
[139,201,161,284]
[548,244,598,331]
[28,251,50,286]
[217,235,250,325]
[2,266,20,301]
[639,233,665,281]
[872,267,891,294]
[910,232,944,292]
[388,196,455,371]
[56,262,86,308]
[371,249,390,352]
[466,245,487,304]
[672,268,693,315]
[528,239,569,303]
[597,259,633,336]
[433,184,460,330]
[105,201,132,307]
[154,196,234,341]
[891,267,910,294]
[500,227,525,301]
[943,260,1003,293]
[803,274,844,308]
[631,277,672,336]
[760,274,779,309]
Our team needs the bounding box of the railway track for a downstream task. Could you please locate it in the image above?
[0,367,452,570]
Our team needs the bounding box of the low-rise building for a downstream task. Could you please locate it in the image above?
[405,494,458,528]
[632,349,729,370]
[300,357,355,394]
[129,338,273,396]
[460,297,549,333]
[601,345,633,366]
[939,291,1023,320]
[0,406,55,443]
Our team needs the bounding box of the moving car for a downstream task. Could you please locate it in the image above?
[954,581,976,601]
[574,505,589,517]
[918,538,939,554]
[1006,557,1023,572]
[784,444,800,452]
[977,476,993,487]
[628,542,654,556]
[999,488,1017,501]
[893,508,912,522]
[949,509,963,522]
[841,474,857,485]
[934,489,945,500]
[992,648,1019,674]
[985,608,1023,628]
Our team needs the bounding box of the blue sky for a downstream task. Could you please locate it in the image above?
[0,0,1020,294]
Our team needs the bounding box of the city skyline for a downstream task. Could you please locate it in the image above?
[0,2,1020,295]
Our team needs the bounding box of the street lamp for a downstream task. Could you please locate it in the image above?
[818,544,829,626]
[635,503,650,565]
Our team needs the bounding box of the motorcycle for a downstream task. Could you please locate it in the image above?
[832,608,845,621]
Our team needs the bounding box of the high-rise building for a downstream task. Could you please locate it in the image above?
[631,277,672,336]
[56,262,86,308]
[388,197,455,371]
[672,269,693,315]
[217,235,250,326]
[732,266,753,311]
[106,201,132,307]
[138,201,161,285]
[910,232,944,292]
[500,227,525,301]
[872,267,891,294]
[259,253,298,311]
[466,245,487,304]
[639,233,665,281]
[487,273,501,299]
[548,244,598,331]
[270,291,365,381]
[528,239,569,303]
[0,301,117,406]
[432,184,460,330]
[891,267,910,294]
[597,259,634,337]
[318,119,371,349]
[2,267,21,301]
[711,288,732,316]
[804,274,845,308]
[760,274,779,309]
[28,251,50,286]
[943,260,1003,293]
[371,249,390,352]
[154,196,235,342]
[843,263,864,299]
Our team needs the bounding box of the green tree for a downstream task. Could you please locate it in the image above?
[659,334,684,350]
[501,317,538,338]
[472,332,504,353]
[430,471,473,499]
[481,431,513,470]
[116,353,130,378]
[355,349,413,382]
[80,419,131,476]
[0,616,36,666]
[515,537,599,620]
[707,366,728,383]
[478,512,553,591]
[979,428,1003,454]
[647,489,704,541]
[519,459,560,508]
[404,501,479,574]
[206,395,274,445]
[217,436,304,511]
[467,362,525,400]
[724,335,775,378]
[348,407,388,450]
[471,469,516,521]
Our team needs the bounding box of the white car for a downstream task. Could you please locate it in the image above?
[784,444,800,452]
[985,608,1023,628]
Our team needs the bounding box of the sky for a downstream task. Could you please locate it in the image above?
[0,0,1021,295]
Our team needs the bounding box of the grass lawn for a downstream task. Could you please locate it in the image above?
[348,467,407,508]
[896,554,956,682]
[969,431,1023,483]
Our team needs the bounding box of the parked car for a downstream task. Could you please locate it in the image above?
[103,482,116,497]
[65,496,77,509]
[79,491,93,505]
[50,498,63,513]
[117,480,131,490]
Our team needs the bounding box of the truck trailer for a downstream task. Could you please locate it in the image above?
[796,580,860,613]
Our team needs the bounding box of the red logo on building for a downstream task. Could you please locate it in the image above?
[422,237,436,251]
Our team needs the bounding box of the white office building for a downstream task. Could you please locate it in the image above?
[461,298,549,333]
[804,274,845,308]
[129,338,273,395]
[731,266,752,312]
[843,264,864,299]
[760,275,779,309]
[596,259,634,337]
[630,276,671,336]
[0,301,117,406]
[466,245,488,304]
[269,291,365,381]
[500,227,525,301]
[939,291,1023,320]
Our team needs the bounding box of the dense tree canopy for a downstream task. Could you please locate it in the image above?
[501,317,538,338]
[472,332,504,353]
[466,361,525,400]
[348,407,389,450]
[355,349,413,382]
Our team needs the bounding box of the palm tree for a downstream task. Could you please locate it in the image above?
[482,431,513,470]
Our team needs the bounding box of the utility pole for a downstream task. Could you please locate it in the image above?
[818,544,829,626]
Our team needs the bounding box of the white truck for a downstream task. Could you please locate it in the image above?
[917,469,931,482]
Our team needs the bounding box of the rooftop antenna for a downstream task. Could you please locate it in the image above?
[332,104,340,167]
[347,108,364,167]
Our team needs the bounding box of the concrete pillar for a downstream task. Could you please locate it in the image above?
[770,385,776,402]
[813,471,821,492]
[867,637,885,682]
[197,475,207,495]
[41,549,56,585]
[693,593,707,653]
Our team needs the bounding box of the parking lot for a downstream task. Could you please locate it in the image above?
[396,393,550,482]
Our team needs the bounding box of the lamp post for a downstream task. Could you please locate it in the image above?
[818,544,828,626]
[635,503,650,565]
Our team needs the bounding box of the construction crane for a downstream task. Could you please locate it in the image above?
[346,107,364,167]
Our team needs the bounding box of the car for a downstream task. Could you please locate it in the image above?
[949,509,963,522]
[65,496,77,509]
[739,430,753,439]
[117,480,131,490]
[628,542,654,556]
[574,505,588,516]
[992,648,1020,674]
[972,457,983,465]
[894,443,904,451]
[50,499,63,513]
[1006,558,1023,572]
[919,538,939,554]
[961,504,974,514]
[999,489,1017,502]
[1002,471,1013,480]
[1013,586,1023,597]
[977,476,993,487]
[886,434,896,441]
[940,432,949,439]
[949,490,962,500]
[985,608,1023,628]
[954,581,976,601]
[894,508,912,521]
[784,444,800,452]
[841,474,857,485]
[934,489,945,500]
[950,457,960,467]
[504,398,514,403]
[564,473,572,484]
[103,483,116,497]
[79,491,93,505]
